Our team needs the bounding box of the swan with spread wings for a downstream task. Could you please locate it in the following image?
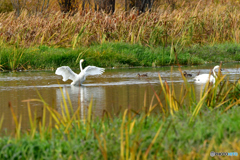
[55,59,105,86]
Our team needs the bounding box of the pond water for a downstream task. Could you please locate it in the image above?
[0,63,239,132]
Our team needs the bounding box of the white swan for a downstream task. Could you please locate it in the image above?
[193,65,221,84]
[55,59,105,86]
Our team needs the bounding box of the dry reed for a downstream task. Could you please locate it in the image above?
[0,1,239,47]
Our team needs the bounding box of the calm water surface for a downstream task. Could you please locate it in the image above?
[0,63,239,131]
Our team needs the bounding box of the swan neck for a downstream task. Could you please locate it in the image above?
[80,61,83,71]
[212,67,217,77]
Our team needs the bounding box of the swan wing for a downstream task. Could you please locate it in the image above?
[55,66,78,81]
[81,66,105,77]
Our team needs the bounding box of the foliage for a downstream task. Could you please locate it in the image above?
[182,43,240,63]
[1,42,240,71]
[9,0,52,16]
[58,0,79,14]
[0,0,13,13]
[0,1,240,47]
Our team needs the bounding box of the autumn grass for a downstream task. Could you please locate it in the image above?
[0,108,240,159]
[0,1,240,48]
[0,68,239,159]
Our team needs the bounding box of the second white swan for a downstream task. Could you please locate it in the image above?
[193,65,221,84]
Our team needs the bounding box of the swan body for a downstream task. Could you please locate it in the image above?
[193,65,220,84]
[193,74,215,84]
[55,59,105,86]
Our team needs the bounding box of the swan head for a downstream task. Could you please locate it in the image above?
[213,65,220,70]
[213,65,224,72]
[80,59,85,63]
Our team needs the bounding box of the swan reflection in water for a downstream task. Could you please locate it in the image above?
[56,85,106,118]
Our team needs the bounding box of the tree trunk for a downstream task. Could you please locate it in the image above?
[82,0,85,10]
[125,0,127,11]
[82,0,92,11]
[127,0,154,13]
[94,0,115,14]
[128,0,135,10]
[58,0,78,14]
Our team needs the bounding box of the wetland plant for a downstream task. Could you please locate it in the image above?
[0,1,240,47]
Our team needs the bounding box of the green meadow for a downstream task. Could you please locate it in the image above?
[0,42,240,71]
[1,107,240,159]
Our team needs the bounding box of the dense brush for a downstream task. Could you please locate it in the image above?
[0,1,239,47]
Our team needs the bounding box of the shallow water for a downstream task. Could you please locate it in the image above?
[0,63,239,132]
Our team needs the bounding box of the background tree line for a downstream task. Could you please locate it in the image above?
[0,0,177,15]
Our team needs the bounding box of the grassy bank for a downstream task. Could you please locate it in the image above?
[0,108,240,159]
[0,42,240,71]
[0,72,239,159]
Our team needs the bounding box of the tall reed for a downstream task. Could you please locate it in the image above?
[0,1,239,48]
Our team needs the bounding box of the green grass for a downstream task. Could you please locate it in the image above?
[182,43,240,63]
[0,107,240,159]
[0,42,240,71]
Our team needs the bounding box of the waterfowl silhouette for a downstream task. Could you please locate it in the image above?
[183,71,192,77]
[137,73,148,77]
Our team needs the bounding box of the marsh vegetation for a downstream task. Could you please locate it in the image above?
[0,1,240,71]
[0,42,240,71]
[0,0,240,159]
